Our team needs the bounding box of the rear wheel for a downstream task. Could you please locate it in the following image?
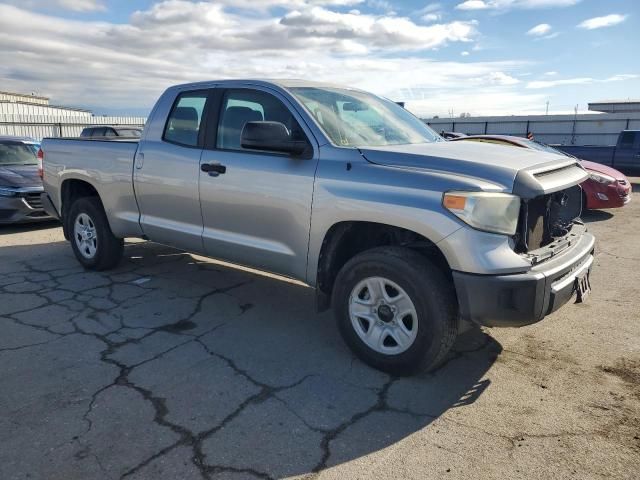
[67,197,123,270]
[332,246,458,375]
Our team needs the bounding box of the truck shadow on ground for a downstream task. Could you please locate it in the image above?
[0,219,60,235]
[582,209,614,223]
[0,238,501,479]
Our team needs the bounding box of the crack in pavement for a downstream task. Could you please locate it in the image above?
[1,251,500,480]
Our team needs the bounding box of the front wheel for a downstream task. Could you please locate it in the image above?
[332,247,458,375]
[67,197,123,271]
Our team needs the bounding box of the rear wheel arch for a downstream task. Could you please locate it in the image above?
[315,221,453,311]
[60,179,104,239]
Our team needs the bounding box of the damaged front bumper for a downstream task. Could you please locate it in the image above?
[453,228,595,327]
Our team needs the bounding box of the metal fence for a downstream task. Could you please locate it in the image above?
[0,115,147,140]
[425,112,640,146]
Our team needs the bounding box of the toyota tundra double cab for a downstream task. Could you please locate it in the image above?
[39,80,595,374]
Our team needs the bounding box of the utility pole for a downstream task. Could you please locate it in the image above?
[570,104,579,145]
[545,100,549,115]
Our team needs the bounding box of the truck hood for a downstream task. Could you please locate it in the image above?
[359,141,588,197]
[0,164,41,188]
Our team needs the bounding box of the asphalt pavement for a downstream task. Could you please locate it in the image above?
[1,179,639,480]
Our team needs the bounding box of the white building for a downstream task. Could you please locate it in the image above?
[0,90,146,139]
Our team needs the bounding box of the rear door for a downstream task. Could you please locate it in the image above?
[614,131,640,168]
[133,89,212,253]
[198,86,319,280]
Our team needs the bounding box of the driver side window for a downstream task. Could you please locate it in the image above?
[216,89,306,151]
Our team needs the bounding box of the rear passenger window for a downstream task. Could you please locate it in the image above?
[164,92,208,147]
[217,89,305,151]
[619,132,635,149]
[91,128,105,137]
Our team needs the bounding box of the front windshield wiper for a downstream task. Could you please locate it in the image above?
[0,163,38,166]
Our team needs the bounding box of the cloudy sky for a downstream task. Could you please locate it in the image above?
[0,0,638,117]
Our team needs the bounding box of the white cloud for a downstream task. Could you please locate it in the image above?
[526,74,638,89]
[577,13,627,30]
[0,2,549,117]
[414,91,549,117]
[58,0,105,11]
[527,77,592,89]
[456,0,580,10]
[3,0,105,11]
[422,13,441,22]
[604,74,639,82]
[488,71,520,85]
[417,2,442,13]
[544,71,558,76]
[279,7,477,50]
[456,0,489,10]
[526,23,552,36]
[414,2,443,22]
[366,0,394,12]
[461,51,470,56]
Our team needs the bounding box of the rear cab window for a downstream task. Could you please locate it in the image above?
[619,131,636,149]
[163,91,208,147]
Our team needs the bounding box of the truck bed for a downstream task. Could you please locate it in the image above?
[40,137,143,238]
[554,145,615,166]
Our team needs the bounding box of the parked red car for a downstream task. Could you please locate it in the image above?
[451,135,631,209]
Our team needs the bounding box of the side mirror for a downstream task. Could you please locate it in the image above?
[241,121,309,156]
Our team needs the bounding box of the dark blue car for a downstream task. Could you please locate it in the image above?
[0,136,51,223]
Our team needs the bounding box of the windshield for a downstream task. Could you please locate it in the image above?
[521,139,574,158]
[0,142,38,166]
[289,87,442,147]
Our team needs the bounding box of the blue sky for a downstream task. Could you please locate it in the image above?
[0,0,637,117]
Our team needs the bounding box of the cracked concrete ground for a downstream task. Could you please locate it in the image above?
[1,179,639,480]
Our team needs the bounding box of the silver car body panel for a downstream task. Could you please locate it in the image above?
[42,139,143,238]
[133,83,209,253]
[198,84,320,280]
[41,79,590,286]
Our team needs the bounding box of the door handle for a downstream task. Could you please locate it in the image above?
[201,163,227,176]
[135,152,145,169]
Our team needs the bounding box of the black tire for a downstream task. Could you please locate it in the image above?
[66,196,123,271]
[332,246,458,375]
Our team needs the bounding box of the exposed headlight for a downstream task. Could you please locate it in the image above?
[443,191,521,235]
[0,187,19,198]
[589,172,615,184]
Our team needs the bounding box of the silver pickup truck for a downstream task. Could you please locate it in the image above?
[40,80,595,374]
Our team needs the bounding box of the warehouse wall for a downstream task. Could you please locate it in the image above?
[0,92,49,105]
[425,112,640,146]
[0,115,147,140]
[0,103,92,117]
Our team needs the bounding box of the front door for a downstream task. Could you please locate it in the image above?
[198,87,318,280]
